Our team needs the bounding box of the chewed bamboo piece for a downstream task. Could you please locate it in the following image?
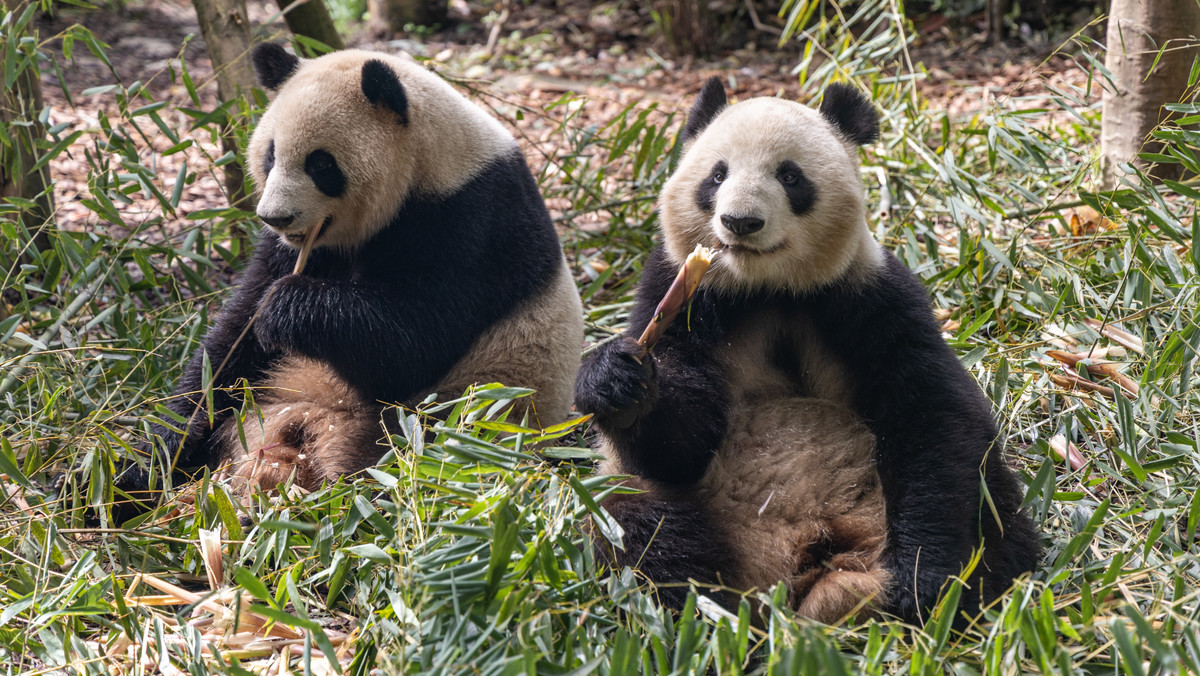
[292,220,325,275]
[1046,349,1139,396]
[1083,318,1145,355]
[637,244,717,352]
[1048,434,1086,472]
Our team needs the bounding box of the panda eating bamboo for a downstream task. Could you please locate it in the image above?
[122,45,583,500]
[575,78,1040,624]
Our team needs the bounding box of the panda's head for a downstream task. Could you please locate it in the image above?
[246,44,512,251]
[660,78,882,294]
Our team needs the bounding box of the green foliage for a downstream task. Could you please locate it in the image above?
[3,0,1200,673]
[322,0,368,35]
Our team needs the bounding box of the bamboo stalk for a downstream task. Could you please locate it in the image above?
[1084,318,1145,354]
[636,244,717,352]
[293,220,325,275]
[1049,372,1117,398]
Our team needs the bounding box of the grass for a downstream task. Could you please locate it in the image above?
[4,1,1200,674]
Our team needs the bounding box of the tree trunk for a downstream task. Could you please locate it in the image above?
[655,0,711,57]
[1100,0,1200,188]
[275,0,344,55]
[1,0,54,259]
[192,0,256,211]
[368,0,447,36]
[987,0,1010,44]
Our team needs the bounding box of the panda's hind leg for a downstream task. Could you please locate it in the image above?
[790,513,891,624]
[219,403,327,493]
[216,357,387,495]
[596,483,738,609]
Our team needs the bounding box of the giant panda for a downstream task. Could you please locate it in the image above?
[575,78,1040,624]
[120,44,583,500]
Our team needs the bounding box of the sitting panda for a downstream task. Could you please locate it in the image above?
[575,78,1040,624]
[121,44,583,499]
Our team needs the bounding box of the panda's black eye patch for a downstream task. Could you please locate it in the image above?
[264,140,276,175]
[695,160,728,213]
[776,160,815,216]
[305,149,346,198]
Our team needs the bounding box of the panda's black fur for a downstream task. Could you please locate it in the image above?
[114,46,583,507]
[576,78,1040,624]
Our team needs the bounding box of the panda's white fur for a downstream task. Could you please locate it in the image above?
[577,79,1040,625]
[129,45,584,498]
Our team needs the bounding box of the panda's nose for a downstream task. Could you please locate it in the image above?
[721,214,765,236]
[260,214,295,230]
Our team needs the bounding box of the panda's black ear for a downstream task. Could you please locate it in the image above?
[251,42,300,91]
[819,83,879,146]
[362,60,409,126]
[682,76,727,143]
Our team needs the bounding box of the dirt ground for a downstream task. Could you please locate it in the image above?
[32,0,1103,238]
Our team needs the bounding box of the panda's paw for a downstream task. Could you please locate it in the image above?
[575,336,657,428]
[254,275,317,352]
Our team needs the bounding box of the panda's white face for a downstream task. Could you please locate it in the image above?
[246,48,513,252]
[661,92,882,294]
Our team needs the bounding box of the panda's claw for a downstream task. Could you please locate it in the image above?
[574,335,658,428]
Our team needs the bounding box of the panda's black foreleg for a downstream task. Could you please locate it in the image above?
[575,335,729,485]
[597,487,738,610]
[806,252,1040,622]
[252,273,481,403]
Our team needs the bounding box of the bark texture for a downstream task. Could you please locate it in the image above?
[1,0,54,258]
[1100,0,1200,187]
[368,0,447,36]
[274,0,344,54]
[193,0,256,209]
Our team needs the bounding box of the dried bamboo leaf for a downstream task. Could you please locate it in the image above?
[1084,318,1145,354]
[1049,434,1087,471]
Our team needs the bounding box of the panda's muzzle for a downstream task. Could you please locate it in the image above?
[273,214,333,246]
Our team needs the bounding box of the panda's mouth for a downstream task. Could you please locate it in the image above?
[284,215,333,246]
[712,238,786,256]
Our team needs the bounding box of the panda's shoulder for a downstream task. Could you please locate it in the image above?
[862,249,938,316]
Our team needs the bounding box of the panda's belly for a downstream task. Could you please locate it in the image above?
[716,304,852,406]
[695,397,890,620]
